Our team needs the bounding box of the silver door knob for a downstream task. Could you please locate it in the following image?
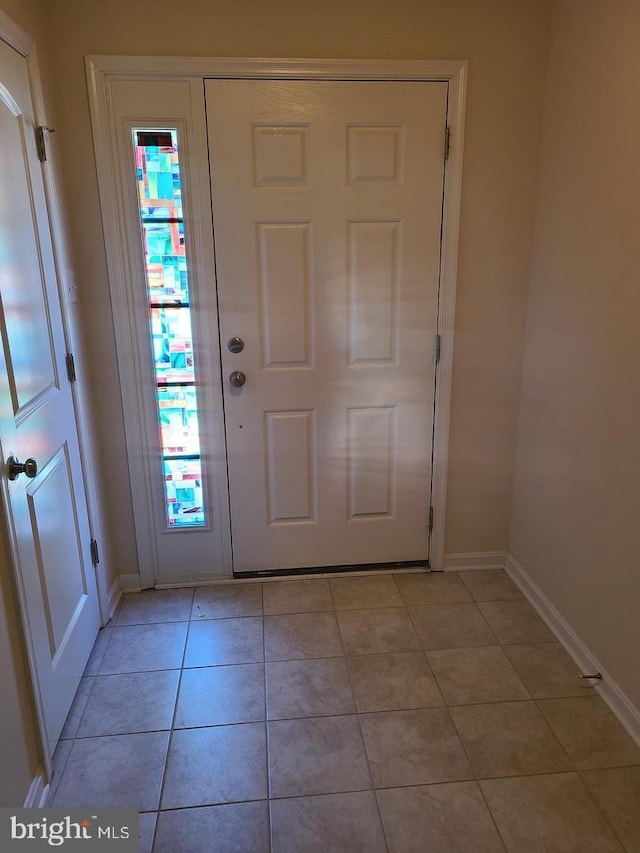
[6,456,38,481]
[229,370,246,388]
[227,336,244,354]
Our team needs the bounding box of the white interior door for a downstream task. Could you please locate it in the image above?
[207,80,447,573]
[0,38,100,757]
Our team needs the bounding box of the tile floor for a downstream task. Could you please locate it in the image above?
[49,570,640,852]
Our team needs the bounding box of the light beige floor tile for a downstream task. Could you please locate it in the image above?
[481,773,624,852]
[264,612,343,661]
[263,579,333,615]
[184,617,263,667]
[162,723,267,808]
[395,572,472,605]
[427,647,530,705]
[330,575,403,610]
[77,670,179,737]
[538,696,640,769]
[459,570,523,602]
[377,782,506,852]
[582,766,640,852]
[271,792,387,853]
[359,708,472,787]
[266,657,355,719]
[337,608,420,655]
[409,602,497,650]
[49,739,73,803]
[154,802,269,853]
[347,652,443,712]
[116,588,194,625]
[138,812,156,853]
[99,623,188,674]
[192,583,263,619]
[83,626,113,675]
[450,701,572,778]
[51,732,169,810]
[268,715,371,798]
[504,642,588,698]
[477,600,555,644]
[60,677,95,739]
[175,663,265,727]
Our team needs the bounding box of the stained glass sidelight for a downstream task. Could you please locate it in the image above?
[134,129,205,527]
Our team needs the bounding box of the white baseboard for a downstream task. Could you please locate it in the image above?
[24,769,49,808]
[118,573,142,592]
[444,551,507,571]
[505,553,640,747]
[107,576,122,621]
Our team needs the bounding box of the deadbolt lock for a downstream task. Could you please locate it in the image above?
[227,337,244,354]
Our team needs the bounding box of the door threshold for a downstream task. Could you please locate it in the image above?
[233,559,430,580]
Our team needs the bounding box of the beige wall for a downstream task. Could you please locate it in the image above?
[0,0,48,805]
[41,0,552,576]
[510,0,640,708]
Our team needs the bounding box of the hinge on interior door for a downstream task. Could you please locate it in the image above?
[90,539,100,567]
[428,506,434,534]
[435,334,441,365]
[443,125,451,161]
[66,352,77,383]
[35,126,55,163]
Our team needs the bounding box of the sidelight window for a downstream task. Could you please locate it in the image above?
[133,129,205,528]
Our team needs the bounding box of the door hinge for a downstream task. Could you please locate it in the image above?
[428,506,434,534]
[435,334,441,365]
[35,126,54,163]
[444,125,451,161]
[90,539,100,567]
[66,352,77,383]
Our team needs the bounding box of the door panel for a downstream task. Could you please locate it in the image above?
[258,222,312,367]
[265,409,315,523]
[348,406,396,518]
[1,77,58,411]
[207,80,447,572]
[348,220,399,364]
[27,446,86,654]
[0,37,99,757]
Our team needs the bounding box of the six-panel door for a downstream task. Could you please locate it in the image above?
[207,80,447,572]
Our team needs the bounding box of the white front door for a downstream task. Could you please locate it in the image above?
[0,38,100,757]
[207,80,447,573]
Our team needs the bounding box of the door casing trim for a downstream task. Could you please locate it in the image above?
[86,56,468,580]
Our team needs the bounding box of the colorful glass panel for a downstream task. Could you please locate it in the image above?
[157,387,201,457]
[164,458,205,527]
[142,221,189,303]
[151,307,195,384]
[134,128,206,528]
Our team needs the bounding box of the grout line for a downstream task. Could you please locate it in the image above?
[259,584,273,853]
[153,587,195,830]
[576,766,640,851]
[47,741,74,805]
[334,599,390,853]
[440,682,518,853]
[473,778,510,852]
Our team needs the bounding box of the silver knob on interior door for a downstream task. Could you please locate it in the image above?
[6,456,38,481]
[229,370,246,388]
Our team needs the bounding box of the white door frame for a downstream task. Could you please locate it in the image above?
[0,10,110,787]
[87,56,467,581]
